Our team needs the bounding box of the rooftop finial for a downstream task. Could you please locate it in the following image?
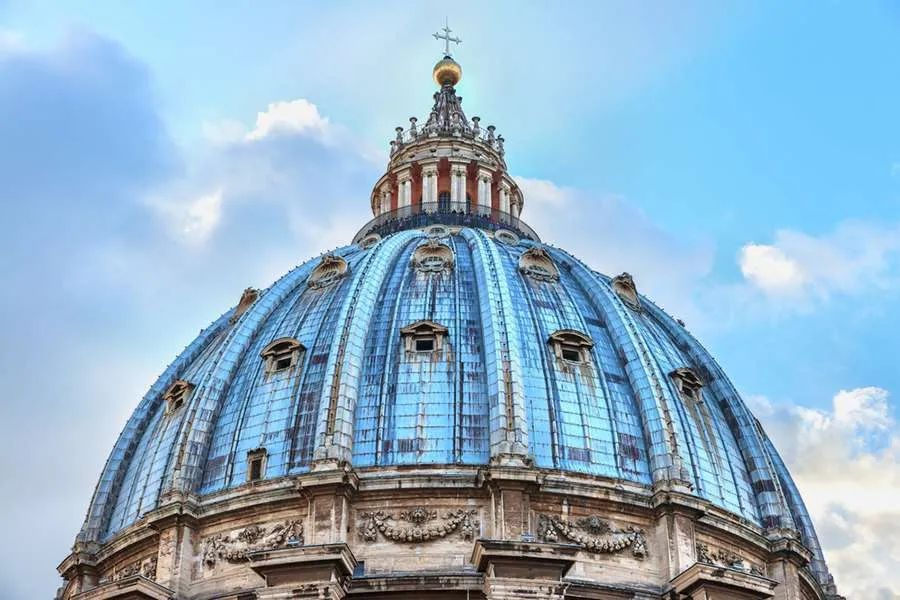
[432,19,463,87]
[433,17,462,57]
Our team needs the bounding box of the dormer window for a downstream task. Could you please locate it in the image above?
[611,272,641,311]
[359,233,381,250]
[548,330,594,365]
[260,338,305,375]
[307,254,349,289]
[247,448,267,482]
[411,240,455,273]
[670,367,704,403]
[163,380,193,414]
[494,229,520,246]
[519,246,559,283]
[400,320,448,356]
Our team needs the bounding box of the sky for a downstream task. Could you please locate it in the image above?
[0,1,898,598]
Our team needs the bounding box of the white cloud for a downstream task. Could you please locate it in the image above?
[757,387,900,599]
[739,244,805,294]
[247,99,331,142]
[738,221,900,305]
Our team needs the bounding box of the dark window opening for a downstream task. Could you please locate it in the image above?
[170,398,183,412]
[561,346,581,362]
[415,337,435,352]
[465,193,472,213]
[249,457,263,481]
[274,355,293,371]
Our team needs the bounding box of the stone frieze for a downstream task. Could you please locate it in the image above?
[202,520,304,566]
[358,506,479,543]
[696,543,764,576]
[537,514,647,558]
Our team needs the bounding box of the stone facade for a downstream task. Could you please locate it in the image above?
[58,465,837,600]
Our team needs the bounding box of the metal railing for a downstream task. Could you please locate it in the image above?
[352,202,540,244]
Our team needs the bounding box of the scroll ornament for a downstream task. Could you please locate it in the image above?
[358,506,479,543]
[537,514,647,558]
[202,520,304,566]
[696,543,764,576]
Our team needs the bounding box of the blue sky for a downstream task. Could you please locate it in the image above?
[1,2,898,599]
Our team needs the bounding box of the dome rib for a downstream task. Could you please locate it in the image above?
[313,230,421,465]
[552,248,691,488]
[461,229,529,461]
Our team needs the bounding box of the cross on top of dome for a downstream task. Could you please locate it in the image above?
[433,17,461,57]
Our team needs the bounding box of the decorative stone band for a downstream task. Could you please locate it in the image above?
[108,556,157,582]
[536,514,647,559]
[201,519,304,566]
[358,507,480,543]
[696,542,765,576]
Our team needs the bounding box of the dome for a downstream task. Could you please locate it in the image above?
[61,26,841,600]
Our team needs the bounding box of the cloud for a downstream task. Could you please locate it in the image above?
[0,30,380,600]
[755,387,900,599]
[516,176,715,327]
[738,221,900,305]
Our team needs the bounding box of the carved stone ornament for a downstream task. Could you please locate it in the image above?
[518,246,559,283]
[307,254,349,289]
[110,556,157,581]
[358,507,479,543]
[229,287,259,324]
[611,272,641,311]
[202,520,304,566]
[411,239,455,273]
[537,514,647,559]
[696,543,765,576]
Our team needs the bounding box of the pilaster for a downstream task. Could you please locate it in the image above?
[477,168,493,215]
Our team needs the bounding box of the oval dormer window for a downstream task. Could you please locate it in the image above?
[494,229,520,246]
[359,233,382,250]
[411,239,455,273]
[425,224,450,239]
[307,254,349,289]
[518,246,559,283]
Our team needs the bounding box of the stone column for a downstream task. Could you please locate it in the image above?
[397,169,412,217]
[379,184,391,216]
[766,529,813,600]
[450,164,467,211]
[498,181,511,224]
[421,163,439,211]
[472,540,576,600]
[478,168,493,216]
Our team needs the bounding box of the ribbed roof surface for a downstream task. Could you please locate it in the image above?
[79,226,829,583]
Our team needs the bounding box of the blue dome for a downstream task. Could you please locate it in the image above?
[79,225,829,582]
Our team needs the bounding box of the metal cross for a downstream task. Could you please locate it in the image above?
[433,18,461,56]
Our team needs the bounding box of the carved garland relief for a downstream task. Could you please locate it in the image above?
[537,514,647,558]
[108,556,157,582]
[358,506,480,543]
[202,520,304,566]
[696,543,765,576]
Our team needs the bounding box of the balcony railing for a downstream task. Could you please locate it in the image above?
[352,203,540,244]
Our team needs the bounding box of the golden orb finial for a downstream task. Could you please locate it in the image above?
[433,56,462,87]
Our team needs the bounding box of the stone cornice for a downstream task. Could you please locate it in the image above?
[669,562,778,599]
